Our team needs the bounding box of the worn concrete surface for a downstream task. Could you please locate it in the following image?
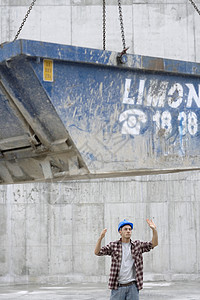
[0,282,199,300]
[0,172,200,284]
[1,0,200,62]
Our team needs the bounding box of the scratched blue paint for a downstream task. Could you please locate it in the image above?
[33,60,200,154]
[1,39,200,173]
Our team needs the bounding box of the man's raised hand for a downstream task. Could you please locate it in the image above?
[100,228,107,239]
[146,219,157,230]
[146,219,158,248]
[94,228,107,255]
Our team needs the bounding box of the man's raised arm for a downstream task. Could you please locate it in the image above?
[146,219,158,248]
[94,228,107,255]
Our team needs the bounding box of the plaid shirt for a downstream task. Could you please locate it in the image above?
[97,239,153,290]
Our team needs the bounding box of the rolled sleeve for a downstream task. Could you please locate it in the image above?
[140,241,153,253]
[97,243,112,256]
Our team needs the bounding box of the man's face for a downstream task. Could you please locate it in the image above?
[119,225,132,239]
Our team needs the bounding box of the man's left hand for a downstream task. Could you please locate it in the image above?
[146,218,157,230]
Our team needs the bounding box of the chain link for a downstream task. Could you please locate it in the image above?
[118,0,126,51]
[103,0,106,50]
[13,0,37,42]
[188,0,200,15]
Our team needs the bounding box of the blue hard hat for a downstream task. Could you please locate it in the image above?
[118,219,133,232]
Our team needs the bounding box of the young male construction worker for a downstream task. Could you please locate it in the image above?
[94,219,158,300]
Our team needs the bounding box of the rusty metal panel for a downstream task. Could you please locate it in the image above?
[0,39,200,184]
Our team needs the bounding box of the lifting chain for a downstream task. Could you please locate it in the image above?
[102,0,127,52]
[103,0,106,50]
[13,0,37,42]
[118,0,126,51]
[117,0,129,64]
[188,0,200,15]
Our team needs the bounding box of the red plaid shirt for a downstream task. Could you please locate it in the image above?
[97,239,153,290]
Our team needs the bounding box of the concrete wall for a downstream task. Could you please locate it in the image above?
[0,0,200,284]
[1,0,200,62]
[0,171,200,284]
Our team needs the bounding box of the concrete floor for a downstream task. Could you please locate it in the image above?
[0,281,199,300]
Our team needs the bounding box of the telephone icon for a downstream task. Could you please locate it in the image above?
[119,109,147,135]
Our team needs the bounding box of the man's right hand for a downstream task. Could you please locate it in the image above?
[94,228,107,255]
[100,228,107,239]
